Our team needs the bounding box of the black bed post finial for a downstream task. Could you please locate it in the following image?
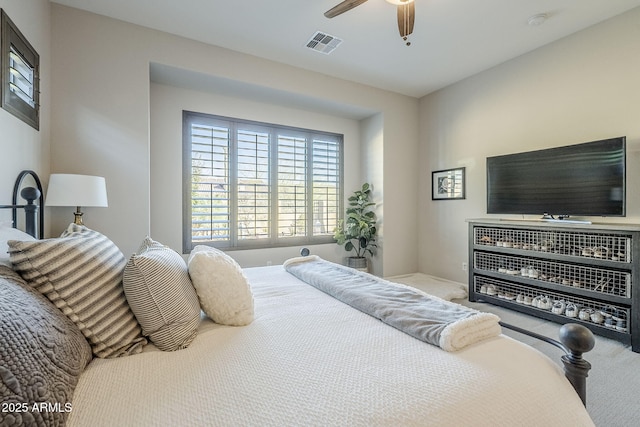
[559,323,595,406]
[20,187,41,238]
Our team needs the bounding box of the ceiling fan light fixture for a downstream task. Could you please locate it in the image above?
[324,0,415,46]
[397,1,415,46]
[385,0,414,5]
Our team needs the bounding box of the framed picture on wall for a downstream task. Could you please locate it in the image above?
[432,167,465,200]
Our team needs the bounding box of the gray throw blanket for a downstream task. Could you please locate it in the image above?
[284,256,501,351]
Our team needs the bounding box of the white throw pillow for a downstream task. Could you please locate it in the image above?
[187,245,254,326]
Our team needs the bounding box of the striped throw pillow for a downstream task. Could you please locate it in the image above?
[123,237,201,351]
[8,224,147,358]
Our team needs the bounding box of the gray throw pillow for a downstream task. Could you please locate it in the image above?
[0,265,92,427]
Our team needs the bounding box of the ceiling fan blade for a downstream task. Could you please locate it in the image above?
[397,1,415,38]
[324,0,369,18]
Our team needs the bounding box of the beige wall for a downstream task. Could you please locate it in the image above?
[360,113,385,276]
[419,7,640,283]
[382,98,419,277]
[50,5,419,275]
[0,0,50,224]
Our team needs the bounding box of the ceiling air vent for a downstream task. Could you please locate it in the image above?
[306,31,342,54]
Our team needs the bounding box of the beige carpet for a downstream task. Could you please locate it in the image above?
[386,272,468,301]
[386,273,639,426]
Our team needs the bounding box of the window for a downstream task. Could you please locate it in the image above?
[1,9,39,130]
[183,111,343,252]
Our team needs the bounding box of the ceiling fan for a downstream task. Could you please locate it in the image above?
[324,0,415,46]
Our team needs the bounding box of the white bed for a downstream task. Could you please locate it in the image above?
[66,265,594,426]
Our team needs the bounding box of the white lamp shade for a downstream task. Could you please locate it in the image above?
[46,174,108,207]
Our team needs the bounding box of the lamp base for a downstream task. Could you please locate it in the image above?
[74,207,84,225]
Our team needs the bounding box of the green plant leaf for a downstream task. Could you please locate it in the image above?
[334,183,377,258]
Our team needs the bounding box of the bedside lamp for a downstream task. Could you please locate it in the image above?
[46,174,108,225]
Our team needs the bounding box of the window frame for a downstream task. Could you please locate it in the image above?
[182,110,344,253]
[1,9,39,130]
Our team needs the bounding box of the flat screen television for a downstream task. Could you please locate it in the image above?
[486,137,626,218]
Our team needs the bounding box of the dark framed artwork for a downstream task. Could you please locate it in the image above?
[432,167,465,200]
[1,9,40,130]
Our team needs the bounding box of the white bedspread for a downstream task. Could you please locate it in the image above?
[67,266,594,426]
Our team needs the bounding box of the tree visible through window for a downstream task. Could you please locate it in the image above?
[183,111,343,252]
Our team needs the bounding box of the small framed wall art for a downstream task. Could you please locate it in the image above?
[432,167,465,200]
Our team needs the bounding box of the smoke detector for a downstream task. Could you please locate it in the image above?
[306,31,342,54]
[527,13,548,26]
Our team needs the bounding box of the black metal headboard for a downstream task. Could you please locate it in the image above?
[0,170,44,238]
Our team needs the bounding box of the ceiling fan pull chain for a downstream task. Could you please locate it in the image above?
[397,2,415,46]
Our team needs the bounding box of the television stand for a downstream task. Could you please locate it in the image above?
[467,218,639,352]
[542,218,592,225]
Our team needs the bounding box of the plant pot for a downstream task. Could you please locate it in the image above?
[347,257,368,271]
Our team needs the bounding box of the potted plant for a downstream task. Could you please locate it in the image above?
[333,183,377,270]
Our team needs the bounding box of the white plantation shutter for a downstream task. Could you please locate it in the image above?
[277,134,308,238]
[237,127,270,241]
[189,122,231,244]
[183,111,343,251]
[9,47,36,108]
[312,137,341,236]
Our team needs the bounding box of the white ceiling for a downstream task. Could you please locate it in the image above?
[50,0,640,98]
